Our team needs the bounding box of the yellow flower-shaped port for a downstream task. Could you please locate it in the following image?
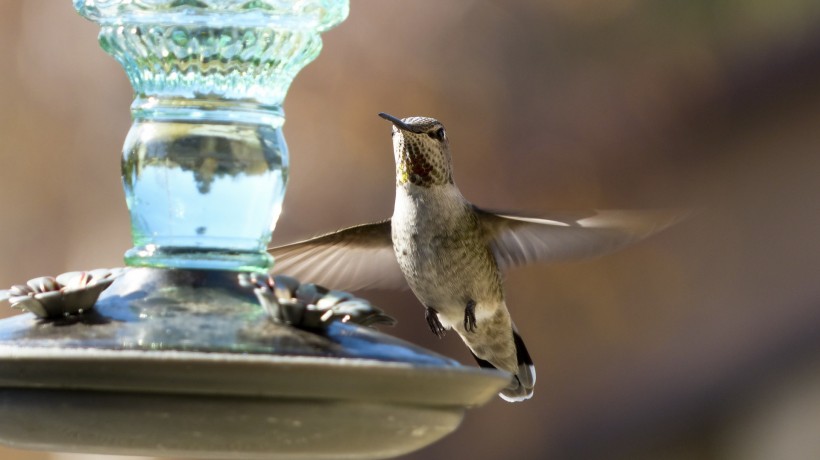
[1,268,126,319]
[238,273,396,330]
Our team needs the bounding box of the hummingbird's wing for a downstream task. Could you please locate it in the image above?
[268,220,408,291]
[476,208,683,272]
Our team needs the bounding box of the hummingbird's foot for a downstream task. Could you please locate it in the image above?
[425,306,446,338]
[464,300,477,333]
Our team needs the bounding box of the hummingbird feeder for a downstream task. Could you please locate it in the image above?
[0,1,508,459]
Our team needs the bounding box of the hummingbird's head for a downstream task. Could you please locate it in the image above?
[379,112,453,187]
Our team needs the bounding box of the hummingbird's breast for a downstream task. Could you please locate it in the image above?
[392,185,503,314]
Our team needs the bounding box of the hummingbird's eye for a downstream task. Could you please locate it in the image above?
[428,127,446,142]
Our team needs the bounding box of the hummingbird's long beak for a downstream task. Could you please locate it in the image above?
[378,112,415,132]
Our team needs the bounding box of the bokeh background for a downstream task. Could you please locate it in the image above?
[2,0,820,459]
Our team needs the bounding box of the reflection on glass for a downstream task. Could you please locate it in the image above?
[123,119,287,270]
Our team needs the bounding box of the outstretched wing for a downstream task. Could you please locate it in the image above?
[477,208,684,272]
[268,220,408,291]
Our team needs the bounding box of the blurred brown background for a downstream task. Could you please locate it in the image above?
[2,0,820,459]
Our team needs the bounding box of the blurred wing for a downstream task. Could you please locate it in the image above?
[268,220,408,291]
[477,208,684,271]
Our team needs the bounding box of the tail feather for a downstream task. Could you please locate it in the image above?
[511,329,535,391]
[471,328,535,402]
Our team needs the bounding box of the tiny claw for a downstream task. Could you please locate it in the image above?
[425,306,446,338]
[464,300,477,333]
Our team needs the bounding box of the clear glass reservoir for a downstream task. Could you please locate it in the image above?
[74,0,349,271]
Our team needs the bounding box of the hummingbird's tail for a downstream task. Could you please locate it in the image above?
[471,328,536,402]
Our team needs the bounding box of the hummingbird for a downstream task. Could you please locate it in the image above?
[269,113,680,402]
